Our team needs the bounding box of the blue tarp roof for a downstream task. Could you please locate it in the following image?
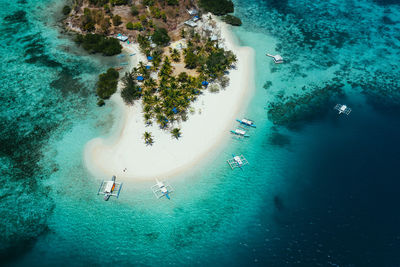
[147,56,153,60]
[146,65,151,69]
[172,107,178,114]
[137,76,144,81]
[202,81,209,86]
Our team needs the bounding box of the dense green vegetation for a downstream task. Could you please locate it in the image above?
[151,28,171,46]
[112,15,122,26]
[89,0,109,6]
[199,0,234,15]
[222,14,242,26]
[131,4,139,16]
[110,0,128,5]
[96,68,120,100]
[75,34,122,56]
[62,5,71,15]
[126,34,236,137]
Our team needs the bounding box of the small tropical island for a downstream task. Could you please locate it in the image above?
[63,0,254,179]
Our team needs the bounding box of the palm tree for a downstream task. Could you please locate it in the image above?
[171,128,181,139]
[171,49,180,62]
[143,131,154,145]
[144,113,152,126]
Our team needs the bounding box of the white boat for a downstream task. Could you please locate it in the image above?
[227,154,249,170]
[97,175,123,201]
[230,128,250,137]
[236,118,256,128]
[266,53,284,64]
[334,104,351,115]
[151,179,173,199]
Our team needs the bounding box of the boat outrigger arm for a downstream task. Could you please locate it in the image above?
[230,128,250,137]
[97,175,123,201]
[151,179,173,199]
[334,104,352,115]
[236,118,256,128]
[227,154,249,170]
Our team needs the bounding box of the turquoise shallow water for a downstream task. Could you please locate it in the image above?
[2,0,400,266]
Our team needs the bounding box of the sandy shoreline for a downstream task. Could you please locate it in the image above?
[84,19,255,180]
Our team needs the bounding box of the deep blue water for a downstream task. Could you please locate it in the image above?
[1,0,400,266]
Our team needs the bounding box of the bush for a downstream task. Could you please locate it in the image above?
[151,28,170,46]
[166,0,178,5]
[199,0,234,15]
[110,0,128,5]
[208,83,220,93]
[104,4,110,13]
[121,71,142,104]
[206,49,226,75]
[131,5,139,16]
[112,15,122,26]
[142,0,155,6]
[96,68,119,99]
[219,75,230,88]
[97,99,105,106]
[89,0,108,6]
[75,34,122,56]
[133,22,143,30]
[184,48,198,69]
[126,21,134,30]
[62,5,71,15]
[222,15,242,26]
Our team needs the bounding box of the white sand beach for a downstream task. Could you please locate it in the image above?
[84,19,255,180]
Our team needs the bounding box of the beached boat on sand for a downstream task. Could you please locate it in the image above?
[236,118,256,128]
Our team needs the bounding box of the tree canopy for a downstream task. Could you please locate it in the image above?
[75,34,122,56]
[151,28,170,46]
[199,0,234,16]
[96,68,119,99]
[222,15,242,26]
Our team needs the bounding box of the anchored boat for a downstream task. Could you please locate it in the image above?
[97,175,123,201]
[227,154,249,170]
[230,128,250,138]
[334,104,352,115]
[266,53,284,64]
[236,118,256,128]
[151,179,173,200]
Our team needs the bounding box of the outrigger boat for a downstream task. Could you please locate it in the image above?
[230,128,250,138]
[97,175,123,201]
[236,118,256,128]
[334,104,351,115]
[151,179,173,200]
[266,53,284,64]
[227,154,249,170]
